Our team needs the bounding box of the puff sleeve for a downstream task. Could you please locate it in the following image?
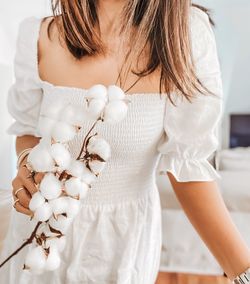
[156,7,223,182]
[6,17,43,137]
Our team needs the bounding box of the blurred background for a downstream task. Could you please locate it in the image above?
[0,0,249,283]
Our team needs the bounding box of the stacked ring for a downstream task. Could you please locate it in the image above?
[13,198,20,208]
[14,187,24,197]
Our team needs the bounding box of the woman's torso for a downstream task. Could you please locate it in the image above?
[36,17,167,206]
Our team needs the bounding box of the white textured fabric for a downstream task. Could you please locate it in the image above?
[1,7,222,284]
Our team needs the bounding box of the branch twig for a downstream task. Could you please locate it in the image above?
[0,117,102,270]
[0,222,42,268]
[76,118,101,160]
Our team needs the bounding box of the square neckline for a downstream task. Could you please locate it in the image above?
[33,16,169,98]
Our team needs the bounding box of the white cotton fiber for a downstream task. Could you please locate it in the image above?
[89,160,106,175]
[33,202,53,222]
[27,143,55,172]
[37,116,56,138]
[87,98,106,119]
[29,191,45,212]
[48,215,73,234]
[49,196,68,215]
[87,135,111,161]
[67,160,85,178]
[50,143,71,170]
[85,84,108,101]
[52,122,77,143]
[107,85,125,100]
[44,247,61,271]
[40,173,62,200]
[24,246,46,271]
[103,100,128,124]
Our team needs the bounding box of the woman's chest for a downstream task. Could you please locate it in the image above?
[38,87,166,159]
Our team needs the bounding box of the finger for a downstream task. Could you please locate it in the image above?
[13,197,33,217]
[16,188,32,209]
[19,165,38,195]
[12,177,24,197]
[34,172,45,185]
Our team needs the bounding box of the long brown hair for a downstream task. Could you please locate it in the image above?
[48,0,215,102]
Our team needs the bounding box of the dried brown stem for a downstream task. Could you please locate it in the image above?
[0,117,101,270]
[76,118,101,160]
[0,222,42,268]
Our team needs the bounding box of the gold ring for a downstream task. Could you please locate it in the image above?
[13,198,20,208]
[14,187,24,197]
[23,162,33,172]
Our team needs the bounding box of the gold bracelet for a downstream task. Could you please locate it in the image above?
[16,148,33,169]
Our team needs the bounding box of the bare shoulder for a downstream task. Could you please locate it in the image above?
[38,16,62,63]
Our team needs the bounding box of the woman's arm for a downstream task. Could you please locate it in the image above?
[167,172,250,281]
[12,135,41,216]
[16,135,40,156]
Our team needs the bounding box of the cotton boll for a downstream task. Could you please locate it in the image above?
[74,107,88,126]
[44,247,61,271]
[64,177,82,197]
[40,173,62,200]
[52,122,77,143]
[61,104,87,127]
[27,143,55,172]
[81,165,97,184]
[103,100,128,124]
[64,177,89,199]
[87,99,106,119]
[50,143,71,170]
[65,177,89,198]
[29,191,46,212]
[87,135,111,161]
[45,236,66,252]
[42,100,66,120]
[67,160,85,178]
[33,202,53,222]
[36,222,50,236]
[49,215,73,234]
[24,246,46,271]
[65,198,81,218]
[86,84,108,101]
[49,197,68,215]
[89,160,106,175]
[36,222,60,239]
[107,85,125,100]
[37,116,56,138]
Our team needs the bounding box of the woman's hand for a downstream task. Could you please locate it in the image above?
[12,156,44,216]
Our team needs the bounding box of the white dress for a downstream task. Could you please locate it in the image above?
[0,7,223,284]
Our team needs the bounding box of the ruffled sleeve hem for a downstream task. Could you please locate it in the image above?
[6,122,41,138]
[157,154,221,182]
